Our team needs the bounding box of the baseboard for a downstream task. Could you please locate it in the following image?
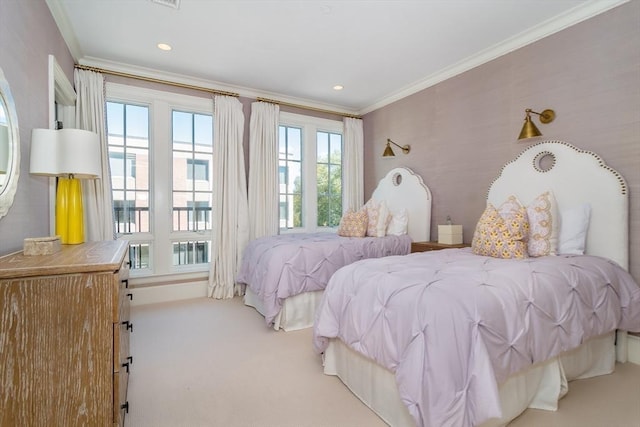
[628,334,640,365]
[130,281,208,306]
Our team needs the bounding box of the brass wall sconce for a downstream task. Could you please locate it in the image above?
[383,138,410,157]
[518,108,556,140]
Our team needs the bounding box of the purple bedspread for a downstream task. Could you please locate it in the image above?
[236,232,411,326]
[313,248,640,427]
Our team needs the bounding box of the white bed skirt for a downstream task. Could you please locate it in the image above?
[243,288,324,331]
[322,332,615,427]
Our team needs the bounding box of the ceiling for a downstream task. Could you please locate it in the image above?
[46,0,624,115]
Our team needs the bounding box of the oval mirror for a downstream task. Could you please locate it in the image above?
[0,66,20,219]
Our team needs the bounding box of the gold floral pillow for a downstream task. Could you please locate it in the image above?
[472,199,530,259]
[337,209,368,237]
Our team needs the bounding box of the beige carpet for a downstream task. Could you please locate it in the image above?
[125,297,640,427]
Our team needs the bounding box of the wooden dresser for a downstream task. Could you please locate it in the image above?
[0,240,132,427]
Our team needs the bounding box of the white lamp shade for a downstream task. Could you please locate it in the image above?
[30,128,59,175]
[0,124,8,174]
[31,128,101,178]
[57,129,101,178]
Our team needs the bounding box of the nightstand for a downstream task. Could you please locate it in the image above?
[411,241,470,253]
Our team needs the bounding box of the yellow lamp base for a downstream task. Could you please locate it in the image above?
[56,177,84,244]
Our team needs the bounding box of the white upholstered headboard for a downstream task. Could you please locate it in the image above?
[488,140,628,270]
[371,167,432,242]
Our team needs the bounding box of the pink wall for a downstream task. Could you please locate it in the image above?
[0,0,75,255]
[1,1,637,286]
[363,1,640,282]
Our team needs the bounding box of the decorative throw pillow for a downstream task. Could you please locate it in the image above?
[337,209,368,237]
[364,198,380,236]
[364,198,392,237]
[472,199,530,259]
[374,200,392,237]
[387,208,409,236]
[526,191,559,257]
[498,197,530,254]
[496,195,523,218]
[558,203,591,254]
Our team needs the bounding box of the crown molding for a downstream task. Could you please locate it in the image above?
[45,0,83,61]
[78,57,360,116]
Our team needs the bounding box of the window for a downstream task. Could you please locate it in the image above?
[107,103,150,237]
[173,240,210,265]
[106,83,214,278]
[278,112,343,232]
[172,110,213,236]
[316,131,342,227]
[278,126,302,228]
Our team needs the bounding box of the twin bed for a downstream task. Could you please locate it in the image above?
[237,167,432,331]
[312,141,640,427]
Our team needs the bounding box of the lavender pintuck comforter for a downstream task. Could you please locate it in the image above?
[236,232,411,326]
[313,248,640,427]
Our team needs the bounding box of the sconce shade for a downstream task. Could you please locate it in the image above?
[383,138,410,157]
[0,124,8,174]
[30,128,101,178]
[518,108,555,140]
[383,142,395,157]
[518,116,542,140]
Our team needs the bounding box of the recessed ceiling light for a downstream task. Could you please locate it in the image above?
[333,85,344,91]
[157,43,172,51]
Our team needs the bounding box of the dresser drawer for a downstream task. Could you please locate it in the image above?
[112,257,131,323]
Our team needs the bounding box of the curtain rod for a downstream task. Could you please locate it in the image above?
[256,97,361,119]
[75,65,361,119]
[74,64,240,98]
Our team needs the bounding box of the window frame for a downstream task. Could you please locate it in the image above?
[278,112,344,234]
[106,83,214,279]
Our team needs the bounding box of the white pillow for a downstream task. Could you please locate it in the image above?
[387,208,408,236]
[558,203,591,255]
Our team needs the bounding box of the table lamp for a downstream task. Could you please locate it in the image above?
[30,128,101,244]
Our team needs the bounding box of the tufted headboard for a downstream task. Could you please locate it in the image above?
[487,140,628,270]
[371,167,432,242]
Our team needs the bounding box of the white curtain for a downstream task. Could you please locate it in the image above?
[248,101,280,240]
[74,68,115,241]
[208,95,249,299]
[343,117,364,212]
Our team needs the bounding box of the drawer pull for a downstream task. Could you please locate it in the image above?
[121,401,129,413]
[126,260,131,268]
[121,320,134,332]
[121,279,129,288]
[122,362,130,373]
[127,356,133,364]
[127,293,133,301]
